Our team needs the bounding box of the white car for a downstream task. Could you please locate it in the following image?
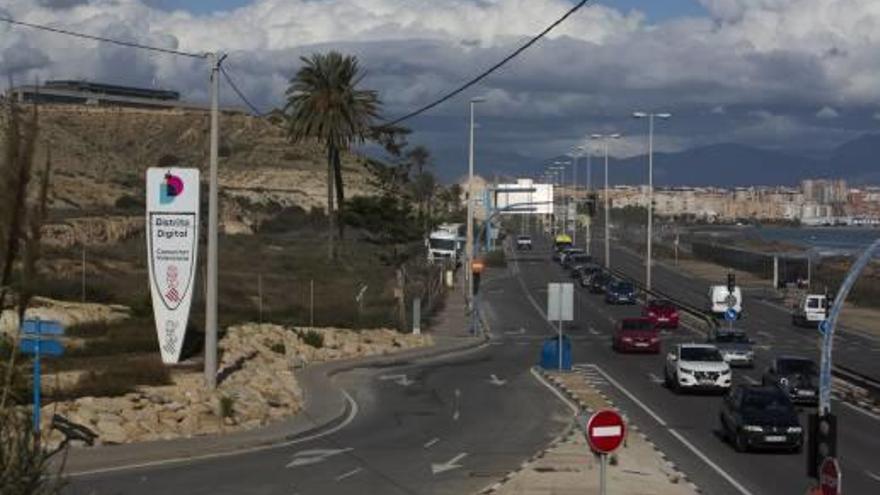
[791,294,827,327]
[664,343,732,393]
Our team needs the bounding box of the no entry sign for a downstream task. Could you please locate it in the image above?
[820,457,841,495]
[586,409,626,454]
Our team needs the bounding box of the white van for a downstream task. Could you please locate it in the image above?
[792,294,827,327]
[708,285,742,318]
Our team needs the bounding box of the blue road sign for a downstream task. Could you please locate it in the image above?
[22,319,65,336]
[724,308,738,321]
[819,319,830,335]
[20,338,64,357]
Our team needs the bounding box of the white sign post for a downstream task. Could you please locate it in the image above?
[146,168,200,364]
[547,283,574,370]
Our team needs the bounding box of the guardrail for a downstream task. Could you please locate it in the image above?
[601,265,880,401]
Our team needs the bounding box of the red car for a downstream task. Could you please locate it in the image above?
[643,299,680,329]
[612,318,660,353]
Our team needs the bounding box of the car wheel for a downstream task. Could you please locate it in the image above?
[719,414,730,442]
[664,371,672,389]
[734,431,748,453]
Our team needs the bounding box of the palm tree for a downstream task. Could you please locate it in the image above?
[285,51,380,258]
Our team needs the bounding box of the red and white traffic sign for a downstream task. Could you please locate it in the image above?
[586,409,626,454]
[820,457,841,495]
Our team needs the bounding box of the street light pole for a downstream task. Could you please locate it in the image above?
[466,97,484,332]
[634,112,671,292]
[205,51,226,390]
[591,134,621,269]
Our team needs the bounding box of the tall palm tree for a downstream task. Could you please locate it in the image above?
[285,51,380,258]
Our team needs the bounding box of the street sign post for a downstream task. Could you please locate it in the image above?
[19,319,65,439]
[586,409,626,495]
[547,283,574,370]
[819,457,841,495]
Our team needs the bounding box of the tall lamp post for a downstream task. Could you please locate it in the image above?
[579,144,592,254]
[549,165,565,238]
[466,97,485,330]
[591,133,621,269]
[633,112,671,292]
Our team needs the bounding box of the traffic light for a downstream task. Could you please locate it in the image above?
[727,272,736,293]
[585,193,598,217]
[807,413,837,478]
[471,259,484,296]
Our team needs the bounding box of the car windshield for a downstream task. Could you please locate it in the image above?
[778,359,817,375]
[615,283,634,292]
[741,389,792,412]
[517,236,530,241]
[622,320,653,331]
[713,332,749,344]
[651,300,675,309]
[680,347,723,362]
[429,238,456,250]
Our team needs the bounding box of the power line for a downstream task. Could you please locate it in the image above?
[220,65,265,116]
[0,15,208,59]
[383,0,592,127]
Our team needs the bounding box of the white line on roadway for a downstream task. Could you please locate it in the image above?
[335,467,363,482]
[840,400,880,422]
[866,470,880,483]
[68,391,360,477]
[588,327,600,336]
[423,438,440,449]
[648,373,664,385]
[530,367,578,415]
[588,364,754,495]
[743,376,759,385]
[756,331,774,340]
[453,388,461,421]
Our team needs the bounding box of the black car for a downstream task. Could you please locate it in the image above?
[561,251,588,269]
[571,261,601,279]
[605,280,637,304]
[762,356,819,406]
[719,385,803,453]
[588,272,613,293]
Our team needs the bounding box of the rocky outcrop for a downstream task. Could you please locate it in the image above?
[40,324,432,447]
[0,297,130,337]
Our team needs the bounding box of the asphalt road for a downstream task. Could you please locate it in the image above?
[65,267,570,495]
[509,234,880,495]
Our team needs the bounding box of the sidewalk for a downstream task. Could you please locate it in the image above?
[483,369,698,495]
[63,280,485,475]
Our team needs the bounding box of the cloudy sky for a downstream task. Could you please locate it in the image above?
[3,0,880,180]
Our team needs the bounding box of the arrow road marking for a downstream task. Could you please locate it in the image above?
[380,374,414,387]
[588,326,600,336]
[424,437,440,449]
[453,388,461,421]
[431,453,467,475]
[866,471,880,483]
[335,468,363,482]
[489,374,507,386]
[286,448,353,469]
[648,373,664,385]
[504,327,527,335]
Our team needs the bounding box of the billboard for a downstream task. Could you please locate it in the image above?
[146,168,200,364]
[494,179,554,215]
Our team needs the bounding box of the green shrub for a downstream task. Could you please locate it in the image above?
[299,330,324,349]
[219,395,235,419]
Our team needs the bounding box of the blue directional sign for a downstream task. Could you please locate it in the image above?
[819,319,830,335]
[724,308,738,321]
[19,338,64,357]
[22,319,65,336]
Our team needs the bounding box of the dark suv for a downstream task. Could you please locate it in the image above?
[719,385,803,453]
[762,356,819,406]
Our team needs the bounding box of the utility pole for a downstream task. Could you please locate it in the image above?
[466,98,484,332]
[205,52,226,390]
[634,112,671,292]
[592,134,621,269]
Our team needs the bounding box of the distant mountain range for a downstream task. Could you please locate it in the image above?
[523,133,880,187]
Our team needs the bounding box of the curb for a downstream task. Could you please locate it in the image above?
[478,367,702,495]
[63,333,488,476]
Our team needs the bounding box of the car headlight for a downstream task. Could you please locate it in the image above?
[679,367,694,375]
[742,425,763,432]
[786,426,802,434]
[622,337,632,342]
[721,368,732,376]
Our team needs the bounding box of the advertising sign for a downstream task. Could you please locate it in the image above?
[146,168,199,364]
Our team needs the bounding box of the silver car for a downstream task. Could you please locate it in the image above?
[707,327,755,367]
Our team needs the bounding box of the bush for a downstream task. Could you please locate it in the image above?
[269,343,285,354]
[298,330,324,349]
[219,395,235,419]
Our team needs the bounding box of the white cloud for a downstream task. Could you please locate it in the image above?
[2,0,880,175]
[815,106,839,119]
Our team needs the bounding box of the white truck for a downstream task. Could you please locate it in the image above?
[427,223,465,265]
[791,293,827,327]
[708,285,743,318]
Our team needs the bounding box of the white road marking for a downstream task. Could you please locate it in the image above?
[840,400,880,422]
[588,327,600,336]
[380,374,414,387]
[757,331,774,340]
[489,374,507,386]
[530,367,579,415]
[335,467,363,482]
[587,364,754,495]
[453,388,461,421]
[68,391,360,477]
[743,375,759,385]
[431,453,468,475]
[648,373,664,385]
[423,437,440,449]
[504,327,527,335]
[866,470,880,483]
[286,448,353,469]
